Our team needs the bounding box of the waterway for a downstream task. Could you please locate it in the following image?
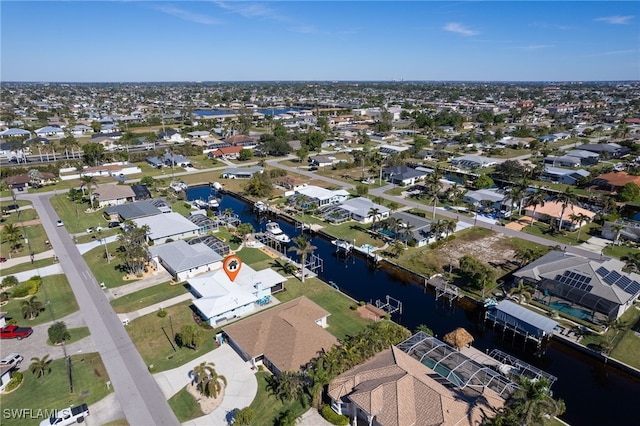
[186,185,639,425]
[192,108,301,117]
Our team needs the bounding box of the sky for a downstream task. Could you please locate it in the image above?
[1,1,638,82]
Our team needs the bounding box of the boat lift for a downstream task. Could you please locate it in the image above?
[375,295,403,315]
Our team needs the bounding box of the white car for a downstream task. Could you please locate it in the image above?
[0,353,23,368]
[56,220,64,227]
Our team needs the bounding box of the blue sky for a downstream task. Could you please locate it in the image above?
[1,1,638,82]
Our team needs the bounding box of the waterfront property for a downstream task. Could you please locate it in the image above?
[92,184,137,208]
[513,250,640,321]
[485,300,559,349]
[223,296,338,374]
[291,185,350,207]
[190,265,286,326]
[104,199,172,221]
[327,345,505,426]
[148,240,223,281]
[133,212,201,244]
[221,166,264,179]
[523,200,595,231]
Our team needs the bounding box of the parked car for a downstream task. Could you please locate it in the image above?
[86,227,94,233]
[56,220,64,227]
[0,257,6,263]
[39,404,90,426]
[0,325,34,340]
[0,353,23,368]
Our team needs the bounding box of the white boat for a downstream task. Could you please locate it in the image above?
[331,239,354,252]
[170,181,188,193]
[192,199,207,209]
[254,201,268,213]
[265,222,290,243]
[208,197,219,208]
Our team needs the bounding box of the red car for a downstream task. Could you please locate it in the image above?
[0,325,34,340]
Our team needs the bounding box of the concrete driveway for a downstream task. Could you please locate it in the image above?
[154,344,258,426]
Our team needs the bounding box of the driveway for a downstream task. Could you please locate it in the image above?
[154,344,258,426]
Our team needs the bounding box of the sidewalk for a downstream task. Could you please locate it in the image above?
[0,263,63,282]
[107,268,172,300]
[118,292,193,323]
[153,344,258,426]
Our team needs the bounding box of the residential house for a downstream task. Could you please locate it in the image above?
[589,171,640,193]
[223,296,338,374]
[450,154,499,169]
[543,155,582,168]
[104,199,171,222]
[463,188,507,210]
[541,166,590,186]
[208,146,243,160]
[34,126,64,138]
[334,197,390,224]
[133,212,200,244]
[601,220,640,243]
[162,153,192,168]
[70,124,94,136]
[294,185,350,207]
[387,211,434,246]
[327,346,504,426]
[149,240,223,281]
[577,143,630,158]
[0,365,14,393]
[0,128,31,138]
[131,184,151,200]
[382,165,428,186]
[563,149,600,166]
[309,155,337,168]
[146,156,164,169]
[221,166,264,179]
[275,175,307,191]
[523,200,595,231]
[92,184,136,208]
[5,172,56,190]
[514,250,640,320]
[190,265,286,325]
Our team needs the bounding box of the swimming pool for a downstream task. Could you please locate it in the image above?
[549,301,592,321]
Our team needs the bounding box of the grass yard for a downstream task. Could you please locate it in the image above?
[111,282,188,314]
[1,223,49,256]
[46,326,91,346]
[50,194,111,234]
[83,243,138,288]
[519,220,589,246]
[0,353,112,426]
[602,243,640,260]
[249,371,309,425]
[1,274,79,326]
[1,207,38,224]
[167,386,205,423]
[214,228,241,250]
[0,257,53,275]
[237,247,273,266]
[276,276,373,341]
[126,300,219,372]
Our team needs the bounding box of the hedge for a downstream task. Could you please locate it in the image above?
[320,405,349,426]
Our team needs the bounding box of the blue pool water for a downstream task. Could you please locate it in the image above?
[548,302,592,321]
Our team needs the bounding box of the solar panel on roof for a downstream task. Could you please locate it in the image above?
[596,266,609,277]
[568,272,576,279]
[604,271,622,285]
[624,282,640,295]
[616,276,632,289]
[585,285,593,292]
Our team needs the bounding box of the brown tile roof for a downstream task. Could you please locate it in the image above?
[223,296,338,372]
[93,184,136,201]
[212,146,243,156]
[328,346,503,426]
[524,200,596,221]
[593,171,640,189]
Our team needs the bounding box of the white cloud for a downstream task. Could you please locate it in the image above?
[214,1,285,21]
[154,5,219,25]
[444,22,478,36]
[585,49,637,57]
[594,15,635,25]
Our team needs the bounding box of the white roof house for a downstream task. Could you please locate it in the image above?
[337,197,390,224]
[134,212,200,244]
[0,128,31,138]
[189,266,286,325]
[35,126,64,138]
[294,185,350,207]
[148,240,223,281]
[463,189,506,208]
[451,155,499,169]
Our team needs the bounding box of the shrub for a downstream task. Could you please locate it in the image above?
[157,309,167,318]
[349,304,357,310]
[48,321,70,344]
[358,301,366,306]
[234,407,256,425]
[11,284,30,298]
[4,372,23,392]
[1,276,18,288]
[320,405,350,425]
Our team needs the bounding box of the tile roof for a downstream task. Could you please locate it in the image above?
[93,184,136,201]
[523,200,595,221]
[223,296,338,372]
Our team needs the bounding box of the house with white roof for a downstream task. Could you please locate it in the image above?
[463,189,507,210]
[189,265,286,325]
[541,166,590,186]
[336,197,389,224]
[0,128,31,139]
[294,185,350,207]
[149,240,223,281]
[451,155,499,169]
[133,212,200,244]
[222,166,264,179]
[34,126,64,138]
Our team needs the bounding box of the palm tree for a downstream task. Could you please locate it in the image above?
[288,235,317,283]
[504,377,566,425]
[526,190,547,227]
[508,280,534,304]
[390,241,405,257]
[190,361,227,398]
[609,224,625,246]
[274,409,298,426]
[426,169,444,219]
[431,219,445,241]
[368,207,381,231]
[272,258,297,276]
[29,355,52,378]
[80,175,98,206]
[444,218,457,238]
[21,296,44,320]
[621,252,640,273]
[2,223,23,256]
[555,187,577,232]
[266,371,306,402]
[509,185,525,217]
[387,200,399,213]
[569,212,591,242]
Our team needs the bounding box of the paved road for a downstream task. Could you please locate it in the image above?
[20,192,180,426]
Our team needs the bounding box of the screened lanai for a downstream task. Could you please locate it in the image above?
[397,331,518,398]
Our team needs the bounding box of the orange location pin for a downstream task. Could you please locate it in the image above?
[223,255,242,282]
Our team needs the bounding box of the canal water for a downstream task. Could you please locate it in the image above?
[187,186,639,425]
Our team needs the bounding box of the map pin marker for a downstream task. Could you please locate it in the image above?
[223,255,242,282]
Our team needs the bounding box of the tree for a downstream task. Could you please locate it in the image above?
[474,174,494,189]
[498,377,565,426]
[176,324,205,350]
[238,148,253,161]
[288,236,317,283]
[235,222,255,243]
[243,172,273,197]
[21,296,44,320]
[140,175,156,190]
[234,407,256,425]
[426,167,444,219]
[494,159,525,181]
[609,223,625,246]
[368,207,381,231]
[29,355,52,378]
[190,361,227,398]
[48,321,70,344]
[527,190,547,227]
[275,409,298,426]
[355,183,368,197]
[458,255,494,297]
[2,223,22,255]
[621,252,640,273]
[387,200,399,212]
[116,222,150,276]
[1,275,18,289]
[508,280,534,304]
[617,182,640,202]
[415,324,434,335]
[82,142,105,166]
[296,145,309,164]
[390,241,405,257]
[554,187,577,232]
[80,175,98,206]
[266,371,307,402]
[569,213,591,242]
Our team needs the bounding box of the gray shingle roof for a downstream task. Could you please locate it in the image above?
[149,240,222,273]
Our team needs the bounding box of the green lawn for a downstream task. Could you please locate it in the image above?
[237,247,272,266]
[602,244,640,260]
[277,276,373,341]
[1,223,49,256]
[0,353,112,426]
[83,243,138,288]
[126,300,219,372]
[1,207,38,224]
[111,282,188,314]
[215,228,241,250]
[1,274,79,326]
[249,372,309,425]
[49,194,110,234]
[0,257,54,275]
[167,386,204,423]
[519,220,589,246]
[46,326,91,346]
